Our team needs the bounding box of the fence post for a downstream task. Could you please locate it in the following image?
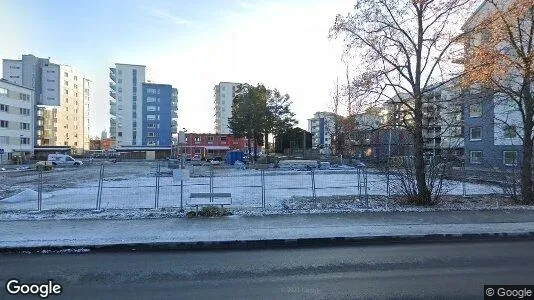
[96,163,104,211]
[311,169,316,200]
[37,169,43,211]
[462,161,468,198]
[261,169,266,209]
[364,167,369,208]
[154,163,160,209]
[386,159,391,199]
[209,165,214,202]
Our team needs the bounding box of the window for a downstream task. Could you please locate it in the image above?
[147,115,156,121]
[132,112,137,119]
[207,136,214,143]
[220,136,227,142]
[118,132,122,137]
[47,70,55,73]
[9,66,20,69]
[194,136,201,143]
[0,136,8,144]
[147,106,156,112]
[65,90,69,95]
[20,137,30,145]
[147,123,156,128]
[64,80,68,86]
[470,127,482,140]
[147,132,155,137]
[221,86,226,91]
[47,88,55,91]
[20,123,30,130]
[0,104,8,112]
[64,72,68,77]
[0,88,7,96]
[221,93,226,98]
[47,79,55,82]
[118,79,122,84]
[147,97,157,103]
[503,151,518,166]
[470,151,482,164]
[20,108,30,115]
[0,120,8,128]
[19,93,30,101]
[469,103,482,117]
[503,125,517,138]
[194,148,201,154]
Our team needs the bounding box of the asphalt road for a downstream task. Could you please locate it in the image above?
[1,240,533,299]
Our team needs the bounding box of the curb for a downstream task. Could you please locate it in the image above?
[2,231,534,254]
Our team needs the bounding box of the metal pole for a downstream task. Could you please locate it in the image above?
[180,155,184,211]
[96,163,104,210]
[154,163,160,209]
[311,169,316,200]
[210,165,214,202]
[38,169,43,211]
[261,169,266,209]
[462,160,467,198]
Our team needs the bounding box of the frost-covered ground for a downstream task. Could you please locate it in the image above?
[0,167,502,213]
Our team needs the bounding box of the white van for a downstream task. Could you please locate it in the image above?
[47,154,83,166]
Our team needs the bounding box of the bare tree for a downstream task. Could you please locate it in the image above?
[330,0,474,205]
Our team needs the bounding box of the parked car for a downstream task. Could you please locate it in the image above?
[47,154,83,166]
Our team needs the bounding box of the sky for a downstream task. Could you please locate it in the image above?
[1,0,354,137]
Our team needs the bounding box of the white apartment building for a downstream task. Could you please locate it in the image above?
[214,82,241,134]
[0,79,34,163]
[109,63,146,146]
[2,55,91,154]
[308,111,337,151]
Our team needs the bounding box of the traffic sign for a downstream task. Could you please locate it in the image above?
[0,149,4,155]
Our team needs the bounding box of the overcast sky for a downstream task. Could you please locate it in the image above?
[1,0,354,137]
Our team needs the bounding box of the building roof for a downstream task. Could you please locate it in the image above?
[115,63,146,67]
[0,79,34,91]
[115,146,171,151]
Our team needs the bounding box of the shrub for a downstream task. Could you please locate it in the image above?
[198,206,232,217]
[186,211,197,218]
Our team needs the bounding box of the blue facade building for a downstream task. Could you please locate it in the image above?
[141,83,176,146]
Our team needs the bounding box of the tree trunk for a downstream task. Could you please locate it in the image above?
[253,139,258,161]
[264,131,269,155]
[521,80,534,204]
[521,132,533,204]
[413,96,431,205]
[247,137,252,162]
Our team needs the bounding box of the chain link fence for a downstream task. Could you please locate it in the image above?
[0,159,505,212]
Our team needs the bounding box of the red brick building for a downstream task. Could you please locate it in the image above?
[179,133,247,159]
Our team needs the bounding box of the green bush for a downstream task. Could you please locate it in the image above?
[186,211,197,218]
[198,206,232,217]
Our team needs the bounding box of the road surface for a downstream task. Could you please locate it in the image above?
[1,240,533,299]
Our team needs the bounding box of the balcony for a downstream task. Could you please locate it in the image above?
[109,68,117,82]
[109,90,116,99]
[171,126,178,134]
[109,82,116,91]
[172,111,178,118]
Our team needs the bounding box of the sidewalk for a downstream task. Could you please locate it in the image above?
[1,210,534,250]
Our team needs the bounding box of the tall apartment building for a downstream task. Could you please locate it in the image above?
[109,64,146,146]
[307,111,337,151]
[109,63,178,147]
[141,83,178,146]
[0,79,34,162]
[459,0,523,168]
[214,82,241,134]
[2,54,91,154]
